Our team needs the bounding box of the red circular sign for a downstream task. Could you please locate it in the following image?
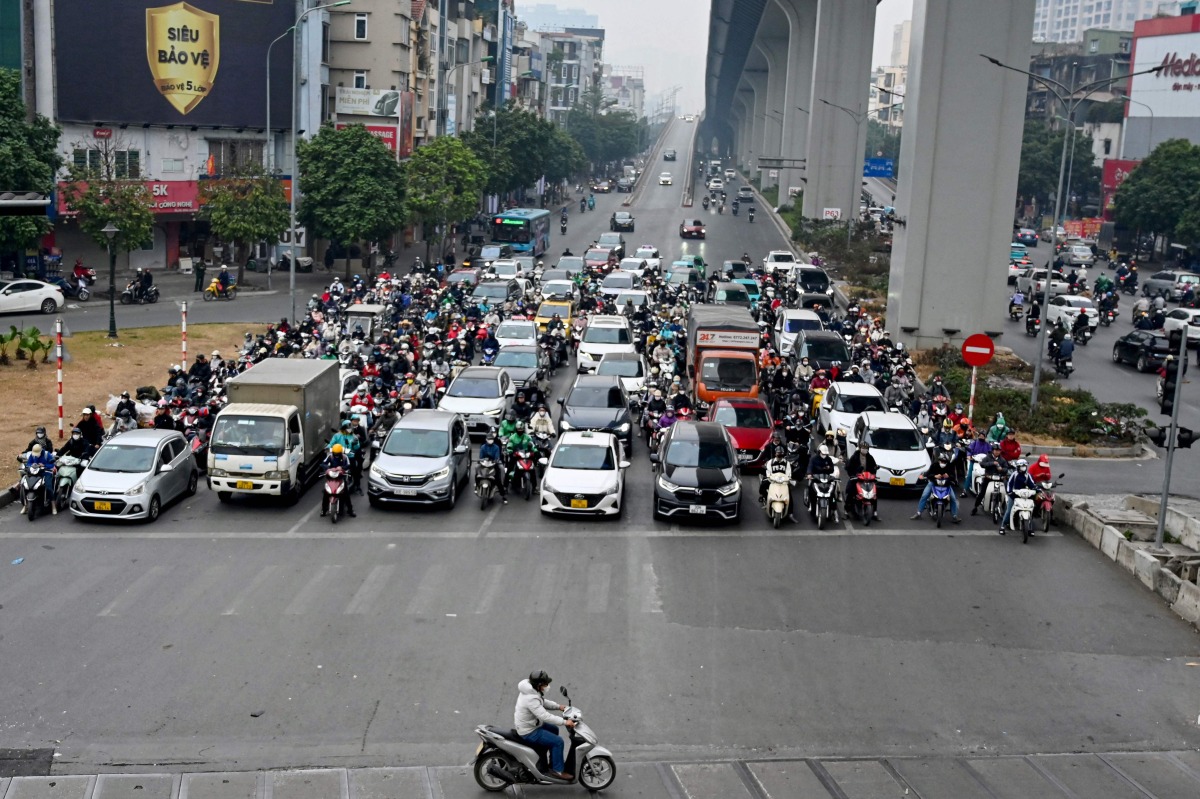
[961,334,995,367]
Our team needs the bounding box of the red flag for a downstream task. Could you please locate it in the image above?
[205,153,216,176]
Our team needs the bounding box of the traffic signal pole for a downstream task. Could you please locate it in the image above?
[1153,353,1187,552]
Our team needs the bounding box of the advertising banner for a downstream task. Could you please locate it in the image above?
[1128,30,1200,118]
[54,0,294,127]
[334,87,401,117]
[57,180,202,215]
[334,123,398,152]
[1101,158,1140,219]
[446,94,458,137]
[398,92,415,158]
[1063,218,1103,240]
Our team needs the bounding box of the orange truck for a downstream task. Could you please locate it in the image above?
[686,306,761,410]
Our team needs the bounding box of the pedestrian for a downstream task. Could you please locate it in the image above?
[193,259,207,292]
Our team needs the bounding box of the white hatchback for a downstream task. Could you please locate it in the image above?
[817,382,888,437]
[539,431,629,517]
[577,315,635,372]
[494,319,538,349]
[846,411,931,490]
[1046,295,1099,329]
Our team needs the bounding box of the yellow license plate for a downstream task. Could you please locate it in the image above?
[236,480,255,490]
[93,501,111,511]
[570,498,588,508]
[889,477,906,486]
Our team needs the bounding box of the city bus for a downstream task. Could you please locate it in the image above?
[491,208,551,256]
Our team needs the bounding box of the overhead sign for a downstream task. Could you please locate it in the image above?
[863,158,895,178]
[1128,29,1200,118]
[822,208,842,221]
[961,334,995,367]
[53,0,294,127]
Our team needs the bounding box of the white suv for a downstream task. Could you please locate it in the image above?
[763,250,799,274]
[576,315,635,373]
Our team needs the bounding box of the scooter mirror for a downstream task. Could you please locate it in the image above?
[559,686,568,697]
[1057,473,1066,479]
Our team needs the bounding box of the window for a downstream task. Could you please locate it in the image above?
[353,71,367,89]
[1088,39,1098,53]
[207,139,265,173]
[161,158,184,173]
[321,21,330,63]
[354,13,368,40]
[72,148,141,179]
[1103,138,1112,155]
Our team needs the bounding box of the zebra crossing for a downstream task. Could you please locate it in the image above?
[0,555,667,620]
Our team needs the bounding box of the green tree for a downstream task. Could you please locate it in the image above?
[403,136,486,262]
[199,163,290,284]
[297,123,405,279]
[864,119,901,164]
[461,105,555,196]
[1114,138,1200,247]
[1016,120,1101,219]
[0,69,62,261]
[543,127,587,186]
[60,135,155,262]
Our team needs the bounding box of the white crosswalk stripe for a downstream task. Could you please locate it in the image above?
[344,564,396,615]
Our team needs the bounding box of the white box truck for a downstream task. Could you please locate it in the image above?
[208,360,340,504]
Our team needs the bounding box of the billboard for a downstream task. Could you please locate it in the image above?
[57,180,202,215]
[334,123,398,153]
[1101,158,1141,219]
[335,87,401,117]
[54,0,294,127]
[1128,29,1200,118]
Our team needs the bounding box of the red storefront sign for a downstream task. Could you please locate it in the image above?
[1101,159,1141,220]
[57,180,202,215]
[334,123,398,152]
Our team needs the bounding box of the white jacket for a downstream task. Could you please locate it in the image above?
[514,679,565,736]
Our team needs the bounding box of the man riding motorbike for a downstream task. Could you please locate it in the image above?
[19,444,56,515]
[514,671,575,781]
[845,441,881,521]
[478,431,508,504]
[1000,458,1037,534]
[759,446,797,522]
[319,444,356,518]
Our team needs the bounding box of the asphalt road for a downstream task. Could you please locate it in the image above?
[1,121,1198,784]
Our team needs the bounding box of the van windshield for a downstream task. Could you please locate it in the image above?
[211,416,287,456]
[700,358,756,391]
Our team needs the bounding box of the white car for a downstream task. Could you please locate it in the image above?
[576,315,635,373]
[493,319,538,349]
[618,257,649,277]
[1046,294,1099,329]
[846,411,932,490]
[817,382,888,437]
[540,279,578,302]
[594,352,646,394]
[1063,244,1095,267]
[486,260,523,280]
[707,178,724,191]
[1016,269,1070,298]
[774,309,824,357]
[1163,307,1200,346]
[0,279,65,315]
[600,270,641,297]
[659,172,673,185]
[633,245,661,267]
[724,168,736,181]
[762,250,799,274]
[539,431,629,517]
[613,290,650,312]
[437,366,514,437]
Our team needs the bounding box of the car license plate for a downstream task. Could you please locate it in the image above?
[398,489,418,497]
[236,480,255,490]
[889,477,906,486]
[689,504,706,515]
[571,498,588,509]
[93,501,111,511]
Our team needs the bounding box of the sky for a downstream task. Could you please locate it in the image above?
[591,0,915,113]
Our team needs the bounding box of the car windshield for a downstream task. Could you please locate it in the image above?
[635,249,656,258]
[615,293,647,306]
[557,258,584,272]
[383,428,449,458]
[803,340,849,362]
[551,444,615,471]
[538,303,570,318]
[448,272,476,284]
[836,393,886,413]
[603,274,633,289]
[448,377,500,398]
[598,235,621,247]
[614,214,632,223]
[769,253,794,262]
[495,351,537,369]
[668,271,692,284]
[568,387,625,408]
[665,439,733,469]
[700,359,756,391]
[496,322,534,339]
[713,405,770,427]
[473,284,510,300]
[542,270,569,283]
[597,359,643,378]
[585,249,609,261]
[686,220,703,227]
[493,263,518,276]
[799,273,829,290]
[1067,299,1094,308]
[543,282,573,297]
[865,426,923,451]
[583,326,631,345]
[211,416,286,455]
[87,444,157,473]
[715,289,750,303]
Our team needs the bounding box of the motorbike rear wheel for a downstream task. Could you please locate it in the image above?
[329,497,339,524]
[580,754,617,792]
[934,503,944,528]
[473,752,514,792]
[1043,511,1052,533]
[990,495,1002,524]
[1023,517,1032,544]
[203,288,216,302]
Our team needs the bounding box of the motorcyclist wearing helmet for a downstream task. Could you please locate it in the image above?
[18,443,56,515]
[514,671,575,780]
[320,443,356,517]
[498,410,519,441]
[56,427,94,460]
[505,420,535,458]
[844,441,880,520]
[805,443,840,507]
[478,431,508,503]
[529,404,555,438]
[911,456,963,523]
[25,426,53,457]
[1000,458,1037,534]
[114,391,139,420]
[759,446,797,522]
[971,442,1009,514]
[511,391,534,423]
[330,420,363,491]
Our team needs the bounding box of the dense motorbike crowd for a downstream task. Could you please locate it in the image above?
[13,242,1061,535]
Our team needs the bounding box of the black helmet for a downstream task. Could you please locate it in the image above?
[529,670,551,688]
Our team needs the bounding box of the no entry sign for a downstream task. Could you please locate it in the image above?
[961,334,995,367]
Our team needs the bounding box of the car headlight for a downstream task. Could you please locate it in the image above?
[370,463,385,477]
[431,466,451,480]
[208,468,227,477]
[716,480,741,496]
[657,475,681,492]
[605,482,620,495]
[127,482,146,496]
[616,422,630,433]
[484,408,502,417]
[264,470,287,480]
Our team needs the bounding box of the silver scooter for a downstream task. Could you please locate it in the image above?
[472,686,616,793]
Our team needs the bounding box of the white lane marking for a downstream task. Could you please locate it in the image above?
[405,564,445,615]
[222,565,279,615]
[476,504,500,538]
[474,564,505,615]
[531,567,562,614]
[284,565,342,615]
[160,564,228,618]
[286,502,322,534]
[587,563,611,613]
[642,563,663,613]
[344,564,396,615]
[97,566,167,617]
[35,565,120,617]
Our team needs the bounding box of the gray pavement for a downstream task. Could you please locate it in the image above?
[2,121,1199,789]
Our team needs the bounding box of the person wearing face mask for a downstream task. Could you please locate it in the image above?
[56,426,95,460]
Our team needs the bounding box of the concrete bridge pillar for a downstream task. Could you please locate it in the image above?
[801,0,875,221]
[886,0,1037,349]
[771,0,816,206]
[756,39,788,190]
[731,98,749,173]
[736,89,755,173]
[742,71,768,184]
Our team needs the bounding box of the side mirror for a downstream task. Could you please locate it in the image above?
[648,452,660,463]
[159,463,174,473]
[538,457,549,466]
[454,444,470,454]
[556,397,565,405]
[619,460,631,469]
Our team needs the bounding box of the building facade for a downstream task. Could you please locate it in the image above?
[542,28,604,125]
[1033,0,1181,43]
[1122,10,1200,157]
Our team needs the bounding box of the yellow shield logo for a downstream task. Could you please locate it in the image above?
[145,2,221,115]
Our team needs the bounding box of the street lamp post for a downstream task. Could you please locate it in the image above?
[818,97,902,245]
[265,26,295,173]
[1113,92,1154,158]
[102,221,119,339]
[287,0,352,324]
[980,55,1165,409]
[441,56,494,137]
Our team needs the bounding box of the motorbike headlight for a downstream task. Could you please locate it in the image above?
[264,470,287,480]
[657,475,681,492]
[208,468,227,477]
[430,466,451,480]
[127,482,146,496]
[716,480,741,496]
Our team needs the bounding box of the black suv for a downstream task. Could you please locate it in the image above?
[663,149,677,161]
[795,266,831,295]
[558,375,633,448]
[650,421,741,522]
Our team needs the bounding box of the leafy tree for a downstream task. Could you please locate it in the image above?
[864,119,901,164]
[60,134,155,263]
[1114,138,1200,246]
[403,135,486,261]
[1016,120,1101,218]
[0,69,62,260]
[461,105,555,196]
[543,127,587,186]
[199,163,290,284]
[297,123,405,279]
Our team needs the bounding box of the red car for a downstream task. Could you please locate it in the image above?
[679,218,706,239]
[704,398,774,469]
[584,247,615,270]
